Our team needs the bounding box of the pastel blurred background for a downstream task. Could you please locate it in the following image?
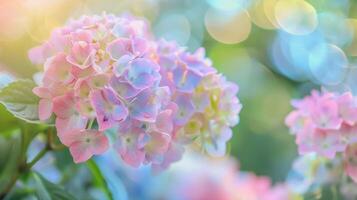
[1,0,357,199]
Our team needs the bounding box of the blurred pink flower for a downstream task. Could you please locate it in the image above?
[286,90,357,182]
[166,154,296,200]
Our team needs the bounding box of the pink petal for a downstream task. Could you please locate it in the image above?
[52,93,76,118]
[74,79,91,99]
[56,116,88,145]
[337,92,357,125]
[173,62,202,92]
[67,41,95,69]
[75,99,95,118]
[90,88,128,131]
[71,29,92,43]
[33,87,52,99]
[68,129,109,163]
[71,65,96,79]
[151,142,184,172]
[110,76,142,99]
[106,38,132,60]
[145,131,171,154]
[43,53,73,85]
[129,88,158,122]
[120,148,145,167]
[131,37,149,55]
[155,110,173,133]
[173,93,195,126]
[311,97,342,129]
[39,99,53,121]
[112,55,131,76]
[70,141,93,163]
[28,43,54,65]
[346,164,357,183]
[125,58,160,89]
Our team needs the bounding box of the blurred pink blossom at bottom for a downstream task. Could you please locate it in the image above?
[97,151,299,200]
[167,153,296,200]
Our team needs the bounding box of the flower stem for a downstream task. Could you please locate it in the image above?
[47,128,65,151]
[26,147,48,170]
[331,185,338,200]
[0,146,50,198]
[87,160,113,200]
[0,128,62,199]
[87,118,95,129]
[0,171,19,199]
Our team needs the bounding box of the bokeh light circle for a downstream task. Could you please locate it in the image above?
[270,35,310,81]
[154,14,191,45]
[275,0,318,35]
[344,67,357,95]
[284,31,325,72]
[204,8,251,44]
[0,1,29,41]
[346,19,357,56]
[309,44,348,85]
[206,0,250,12]
[263,0,280,28]
[317,12,353,47]
[249,0,277,30]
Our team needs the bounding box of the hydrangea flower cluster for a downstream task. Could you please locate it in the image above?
[286,153,342,194]
[29,14,241,170]
[285,90,357,182]
[287,153,357,199]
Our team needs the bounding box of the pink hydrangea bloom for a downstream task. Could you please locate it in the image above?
[30,14,241,169]
[286,90,357,182]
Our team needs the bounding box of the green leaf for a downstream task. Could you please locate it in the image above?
[0,133,22,194]
[87,160,113,200]
[32,173,77,200]
[4,187,36,200]
[93,158,128,200]
[0,79,40,123]
[20,123,43,159]
[0,124,44,197]
[0,104,18,133]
